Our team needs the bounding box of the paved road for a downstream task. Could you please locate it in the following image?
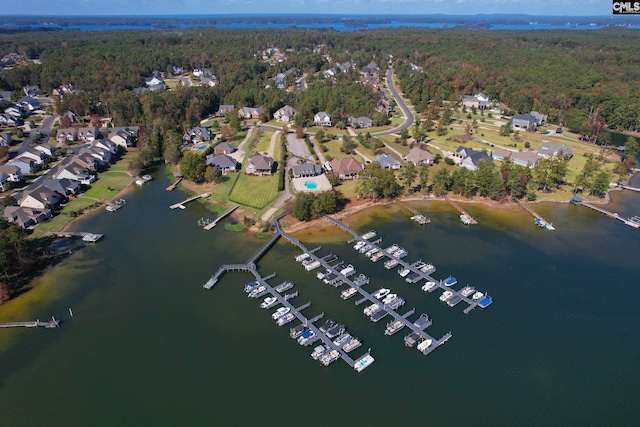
[14,113,59,154]
[286,132,312,160]
[372,68,414,137]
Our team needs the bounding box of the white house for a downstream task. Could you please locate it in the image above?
[314,112,331,127]
[273,105,297,123]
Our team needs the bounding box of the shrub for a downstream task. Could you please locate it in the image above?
[444,157,455,165]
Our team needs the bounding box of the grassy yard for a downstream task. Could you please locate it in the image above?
[228,173,280,209]
[254,131,273,153]
[83,171,131,200]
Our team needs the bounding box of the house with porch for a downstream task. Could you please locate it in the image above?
[183,126,212,144]
[18,186,63,210]
[246,153,274,176]
[274,105,297,123]
[77,127,100,142]
[215,105,235,117]
[455,146,492,171]
[3,206,51,229]
[537,142,574,159]
[54,161,96,184]
[373,153,401,169]
[406,147,436,166]
[205,154,238,175]
[56,128,78,144]
[292,163,322,178]
[107,127,138,148]
[42,178,81,197]
[511,151,541,168]
[328,156,364,179]
[14,148,48,166]
[348,116,373,128]
[314,112,331,127]
[238,107,264,120]
[462,93,491,109]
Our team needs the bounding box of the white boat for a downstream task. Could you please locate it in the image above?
[460,286,475,297]
[340,264,355,276]
[384,259,399,269]
[297,330,316,345]
[417,339,433,352]
[422,281,437,292]
[382,293,398,305]
[317,269,330,280]
[320,349,340,366]
[420,264,435,273]
[295,253,310,262]
[271,307,290,320]
[365,248,378,258]
[276,312,295,326]
[341,288,357,300]
[472,291,485,301]
[333,333,352,347]
[359,244,372,254]
[439,290,453,302]
[260,296,278,308]
[81,233,103,242]
[311,345,326,360]
[385,320,404,336]
[248,285,266,298]
[398,268,410,277]
[371,252,386,262]
[361,230,377,240]
[343,338,361,353]
[353,241,366,250]
[385,244,399,254]
[135,179,145,186]
[363,303,380,316]
[354,353,375,372]
[372,288,390,299]
[304,260,321,271]
[413,261,427,270]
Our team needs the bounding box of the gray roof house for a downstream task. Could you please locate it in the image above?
[512,111,547,129]
[292,163,322,178]
[183,127,212,143]
[314,112,331,127]
[3,206,51,229]
[273,105,297,123]
[42,178,81,196]
[457,147,492,171]
[462,94,491,109]
[238,107,264,120]
[246,153,274,176]
[406,147,436,166]
[18,186,63,210]
[492,148,513,161]
[373,153,401,170]
[215,105,235,117]
[511,151,540,168]
[0,131,12,146]
[205,154,238,175]
[213,142,235,155]
[537,142,574,159]
[348,116,373,128]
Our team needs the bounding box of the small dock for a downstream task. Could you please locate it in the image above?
[169,192,210,210]
[166,177,183,191]
[45,231,104,242]
[204,205,239,230]
[618,184,640,192]
[397,201,431,225]
[0,317,60,328]
[445,197,477,225]
[571,197,640,229]
[514,199,555,230]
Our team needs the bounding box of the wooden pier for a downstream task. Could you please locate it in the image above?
[169,192,210,209]
[514,199,555,230]
[444,196,477,225]
[0,317,60,329]
[571,197,640,229]
[204,205,239,230]
[45,231,104,241]
[166,177,183,191]
[397,201,431,224]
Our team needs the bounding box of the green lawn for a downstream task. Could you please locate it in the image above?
[228,173,280,209]
[83,171,131,200]
[254,131,273,153]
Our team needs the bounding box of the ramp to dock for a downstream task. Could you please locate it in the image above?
[445,197,477,225]
[571,197,639,229]
[169,192,210,210]
[514,199,554,230]
[204,205,239,230]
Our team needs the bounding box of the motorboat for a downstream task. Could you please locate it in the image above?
[365,248,378,258]
[460,286,475,297]
[444,276,458,287]
[244,281,259,292]
[363,303,380,316]
[384,259,399,269]
[420,264,436,273]
[271,307,291,320]
[340,287,357,300]
[260,296,278,308]
[361,230,377,240]
[297,330,316,346]
[317,269,330,280]
[340,264,355,276]
[385,244,399,254]
[295,253,310,262]
[333,333,352,347]
[384,320,404,336]
[248,285,266,298]
[343,337,361,353]
[276,313,295,326]
[304,260,321,271]
[320,349,340,366]
[353,241,366,251]
[439,290,453,302]
[382,293,398,305]
[422,281,437,292]
[417,339,433,352]
[372,288,390,299]
[311,345,325,360]
[472,291,485,301]
[354,353,375,372]
[398,268,410,277]
[371,252,386,262]
[359,244,372,254]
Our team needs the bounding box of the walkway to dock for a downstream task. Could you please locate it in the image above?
[166,177,182,191]
[444,197,477,225]
[0,317,60,328]
[619,184,640,192]
[44,231,104,240]
[571,197,640,229]
[397,201,431,224]
[514,199,555,230]
[204,205,239,230]
[169,192,210,210]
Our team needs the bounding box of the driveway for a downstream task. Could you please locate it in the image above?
[372,68,414,137]
[286,132,312,160]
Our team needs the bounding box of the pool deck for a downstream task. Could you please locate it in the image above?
[291,174,333,193]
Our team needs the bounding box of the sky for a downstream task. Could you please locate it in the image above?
[1,0,623,17]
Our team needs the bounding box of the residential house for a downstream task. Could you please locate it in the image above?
[145,72,164,87]
[314,112,331,127]
[328,156,364,180]
[14,147,48,166]
[200,76,217,87]
[537,142,574,159]
[292,163,322,178]
[0,131,12,146]
[273,105,297,123]
[3,206,51,229]
[322,68,337,79]
[462,93,492,109]
[7,159,34,174]
[107,127,138,148]
[406,147,436,166]
[274,73,287,89]
[92,139,118,155]
[77,127,100,142]
[61,111,79,124]
[238,107,264,120]
[183,126,212,143]
[132,87,150,95]
[246,153,274,176]
[51,84,78,97]
[410,63,423,73]
[172,66,185,75]
[215,105,235,117]
[360,62,379,79]
[54,160,96,184]
[373,153,401,169]
[213,142,235,156]
[177,76,192,87]
[338,61,356,73]
[458,147,492,171]
[511,151,540,168]
[18,186,63,210]
[492,148,513,161]
[4,105,26,118]
[0,164,23,191]
[0,113,22,127]
[205,154,238,175]
[23,85,40,97]
[18,96,40,112]
[42,178,81,197]
[56,128,78,144]
[512,112,543,129]
[347,116,373,128]
[34,143,54,158]
[80,147,111,165]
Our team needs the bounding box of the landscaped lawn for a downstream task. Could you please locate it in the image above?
[228,173,280,209]
[83,171,131,200]
[254,131,273,153]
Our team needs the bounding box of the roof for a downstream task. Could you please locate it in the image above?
[292,163,322,176]
[329,156,364,176]
[206,154,237,169]
[512,113,537,125]
[511,151,540,165]
[275,105,297,117]
[373,153,400,168]
[492,148,512,159]
[406,147,436,163]
[348,116,372,127]
[214,142,234,152]
[467,151,492,166]
[0,164,20,175]
[248,153,274,170]
[538,142,574,157]
[42,178,80,194]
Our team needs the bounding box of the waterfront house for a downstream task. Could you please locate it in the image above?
[314,112,332,127]
[92,139,118,155]
[406,147,436,166]
[80,147,111,165]
[3,206,51,229]
[107,127,138,148]
[537,142,574,159]
[42,178,81,197]
[456,147,492,171]
[273,105,297,123]
[292,163,322,178]
[205,154,238,175]
[373,153,401,169]
[328,156,364,180]
[213,142,235,156]
[492,148,512,161]
[246,153,274,176]
[54,160,96,184]
[511,151,541,168]
[18,186,63,210]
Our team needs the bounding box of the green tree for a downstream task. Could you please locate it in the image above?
[179,151,206,183]
[624,136,639,159]
[204,166,222,183]
[432,168,451,196]
[418,163,430,190]
[400,161,417,191]
[590,170,611,197]
[356,162,401,199]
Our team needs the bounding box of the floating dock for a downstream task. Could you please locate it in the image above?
[44,231,104,242]
[204,205,239,230]
[166,177,182,191]
[0,317,60,328]
[169,192,210,210]
[397,201,431,225]
[571,196,639,229]
[445,197,477,225]
[514,199,555,230]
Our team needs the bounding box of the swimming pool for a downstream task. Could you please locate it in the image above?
[195,145,208,151]
[304,181,318,189]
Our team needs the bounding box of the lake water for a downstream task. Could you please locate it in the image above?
[0,171,639,426]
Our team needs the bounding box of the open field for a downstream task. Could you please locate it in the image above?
[229,173,280,209]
